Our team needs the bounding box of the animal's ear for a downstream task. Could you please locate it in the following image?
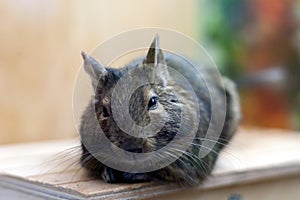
[81,51,107,90]
[144,34,168,86]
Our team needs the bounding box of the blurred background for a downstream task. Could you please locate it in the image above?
[0,0,299,144]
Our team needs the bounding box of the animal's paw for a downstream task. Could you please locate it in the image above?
[101,167,151,183]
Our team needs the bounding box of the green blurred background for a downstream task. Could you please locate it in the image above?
[199,0,300,130]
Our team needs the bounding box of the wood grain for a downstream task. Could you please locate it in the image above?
[1,128,300,199]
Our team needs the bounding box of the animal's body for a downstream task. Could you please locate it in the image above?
[79,35,241,185]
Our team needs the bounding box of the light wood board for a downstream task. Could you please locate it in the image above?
[1,128,300,199]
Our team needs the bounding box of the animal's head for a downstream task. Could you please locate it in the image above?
[81,35,184,153]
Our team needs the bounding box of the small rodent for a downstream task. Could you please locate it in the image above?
[79,35,241,185]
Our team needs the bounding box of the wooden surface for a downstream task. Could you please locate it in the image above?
[1,128,300,199]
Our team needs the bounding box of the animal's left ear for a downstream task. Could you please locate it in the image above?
[144,34,168,86]
[81,51,107,90]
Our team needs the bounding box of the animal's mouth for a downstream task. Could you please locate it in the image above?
[124,147,143,153]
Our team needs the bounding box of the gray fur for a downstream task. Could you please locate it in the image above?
[79,36,241,185]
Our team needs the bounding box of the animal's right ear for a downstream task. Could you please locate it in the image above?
[81,51,107,90]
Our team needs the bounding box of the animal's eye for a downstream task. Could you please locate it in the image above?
[102,106,109,117]
[148,96,158,110]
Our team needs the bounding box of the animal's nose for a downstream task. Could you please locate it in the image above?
[125,148,143,153]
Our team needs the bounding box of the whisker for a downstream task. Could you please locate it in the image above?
[190,143,221,156]
[71,154,97,181]
[163,148,210,184]
[40,148,82,174]
[193,138,229,147]
[190,143,241,167]
[167,147,212,176]
[193,135,237,146]
[161,149,186,169]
